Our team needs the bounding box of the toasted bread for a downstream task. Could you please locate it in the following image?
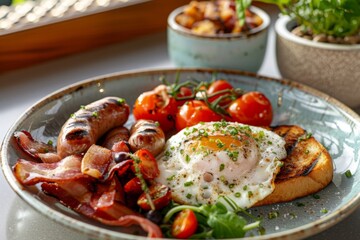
[255,125,333,206]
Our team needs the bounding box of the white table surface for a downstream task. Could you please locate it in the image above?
[1,10,359,240]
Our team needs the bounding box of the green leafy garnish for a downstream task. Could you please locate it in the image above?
[163,197,261,239]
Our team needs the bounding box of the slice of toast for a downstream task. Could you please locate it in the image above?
[255,125,333,206]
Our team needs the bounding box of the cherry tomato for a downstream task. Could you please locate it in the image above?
[137,183,171,211]
[133,149,160,180]
[124,177,142,195]
[171,209,198,239]
[175,100,223,131]
[207,79,234,105]
[133,85,178,132]
[175,87,193,106]
[227,91,273,126]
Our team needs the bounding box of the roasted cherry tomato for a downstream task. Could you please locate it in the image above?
[124,177,142,195]
[227,91,273,126]
[133,149,160,180]
[137,183,171,211]
[175,100,223,131]
[133,85,178,132]
[175,86,193,106]
[171,209,198,239]
[207,79,234,105]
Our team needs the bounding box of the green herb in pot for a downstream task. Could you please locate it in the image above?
[236,0,360,40]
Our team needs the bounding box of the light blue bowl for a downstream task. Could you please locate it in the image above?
[167,5,270,72]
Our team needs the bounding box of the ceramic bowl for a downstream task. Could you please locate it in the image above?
[167,5,270,72]
[275,16,360,108]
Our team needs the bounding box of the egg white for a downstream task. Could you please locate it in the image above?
[155,121,287,209]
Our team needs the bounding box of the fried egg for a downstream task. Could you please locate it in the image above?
[155,121,287,209]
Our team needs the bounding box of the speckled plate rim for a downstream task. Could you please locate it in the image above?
[1,68,360,240]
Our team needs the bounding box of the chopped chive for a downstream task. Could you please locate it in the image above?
[345,170,352,178]
[166,175,175,181]
[219,163,225,171]
[312,194,320,199]
[185,155,191,163]
[320,208,328,214]
[268,211,279,219]
[184,181,193,187]
[117,98,125,104]
[92,111,98,118]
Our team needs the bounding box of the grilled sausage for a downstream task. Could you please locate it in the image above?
[129,119,165,156]
[57,97,130,158]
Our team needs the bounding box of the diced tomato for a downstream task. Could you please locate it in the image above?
[133,149,160,180]
[124,177,143,195]
[137,183,171,211]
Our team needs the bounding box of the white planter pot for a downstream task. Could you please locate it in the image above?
[275,16,360,108]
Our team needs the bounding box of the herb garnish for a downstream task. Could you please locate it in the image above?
[345,170,353,178]
[162,196,261,239]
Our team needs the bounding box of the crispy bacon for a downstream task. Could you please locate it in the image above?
[42,179,162,238]
[13,125,163,238]
[81,144,113,179]
[13,155,86,185]
[99,216,163,238]
[14,130,60,163]
[90,177,126,208]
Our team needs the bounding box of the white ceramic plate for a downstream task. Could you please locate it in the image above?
[1,68,359,239]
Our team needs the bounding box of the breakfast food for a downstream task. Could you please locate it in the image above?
[255,125,333,206]
[57,96,129,158]
[156,121,287,209]
[176,0,263,35]
[128,119,166,156]
[12,78,334,239]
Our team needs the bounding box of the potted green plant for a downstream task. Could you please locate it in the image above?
[236,0,360,108]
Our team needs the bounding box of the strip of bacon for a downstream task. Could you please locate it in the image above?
[42,180,162,238]
[81,144,113,179]
[90,177,126,208]
[13,155,86,185]
[98,216,163,238]
[14,131,60,163]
